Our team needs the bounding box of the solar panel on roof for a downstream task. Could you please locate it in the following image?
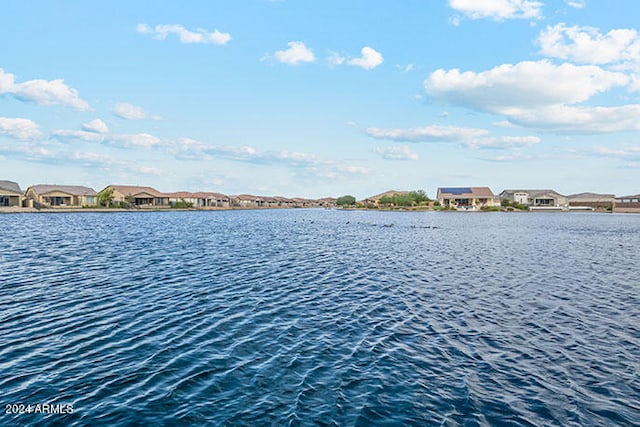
[440,187,472,195]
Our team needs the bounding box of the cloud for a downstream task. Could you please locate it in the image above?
[82,119,109,134]
[173,137,367,177]
[51,129,106,142]
[537,24,640,65]
[423,60,640,133]
[466,135,541,149]
[367,125,489,143]
[0,117,43,140]
[0,68,90,110]
[448,0,543,21]
[347,47,383,70]
[425,60,629,111]
[136,24,231,45]
[566,0,586,9]
[113,102,160,120]
[504,104,640,133]
[374,145,419,160]
[367,124,540,149]
[270,41,316,65]
[109,133,164,148]
[592,145,640,160]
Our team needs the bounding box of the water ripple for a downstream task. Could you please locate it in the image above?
[1,210,639,425]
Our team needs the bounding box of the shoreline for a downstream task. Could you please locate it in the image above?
[1,206,634,214]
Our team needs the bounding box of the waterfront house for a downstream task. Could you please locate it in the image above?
[437,187,499,210]
[204,192,230,208]
[568,192,615,211]
[230,194,264,208]
[106,185,169,207]
[317,197,337,208]
[0,180,23,207]
[363,190,410,208]
[613,194,640,213]
[499,189,568,210]
[24,184,98,208]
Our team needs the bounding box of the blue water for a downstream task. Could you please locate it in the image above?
[1,210,639,426]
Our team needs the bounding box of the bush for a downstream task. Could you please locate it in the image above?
[172,200,193,209]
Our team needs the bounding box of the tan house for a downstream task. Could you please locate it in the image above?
[24,184,98,208]
[363,190,410,207]
[0,180,23,207]
[106,185,169,207]
[614,194,640,213]
[230,194,265,208]
[437,187,499,210]
[568,192,615,211]
[499,189,568,210]
[165,191,230,208]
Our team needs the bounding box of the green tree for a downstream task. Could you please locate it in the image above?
[97,187,114,207]
[337,195,356,206]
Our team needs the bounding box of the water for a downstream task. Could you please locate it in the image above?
[1,210,639,426]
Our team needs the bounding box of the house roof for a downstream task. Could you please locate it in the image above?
[616,194,640,200]
[568,192,615,201]
[438,187,495,198]
[108,185,165,198]
[0,180,22,194]
[29,184,97,196]
[365,190,409,201]
[500,189,566,198]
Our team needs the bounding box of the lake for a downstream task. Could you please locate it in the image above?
[1,209,639,426]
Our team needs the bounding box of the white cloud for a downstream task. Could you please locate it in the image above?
[466,135,541,149]
[0,68,90,110]
[51,129,106,142]
[272,41,316,65]
[82,119,109,134]
[328,51,346,66]
[396,64,415,73]
[109,133,164,148]
[505,104,640,133]
[448,0,543,21]
[537,24,640,65]
[113,102,159,120]
[137,24,231,45]
[136,166,163,175]
[374,145,419,160]
[367,125,489,142]
[347,47,384,70]
[367,124,540,149]
[425,60,629,112]
[566,0,586,9]
[593,146,640,158]
[0,117,42,140]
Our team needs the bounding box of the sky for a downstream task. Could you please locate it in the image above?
[1,0,640,199]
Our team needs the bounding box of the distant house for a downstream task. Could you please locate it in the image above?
[204,192,230,208]
[437,187,499,210]
[568,193,615,211]
[165,191,231,208]
[614,194,640,213]
[0,180,23,207]
[316,197,337,208]
[106,185,169,207]
[24,184,98,208]
[363,190,410,207]
[499,189,568,210]
[230,194,264,208]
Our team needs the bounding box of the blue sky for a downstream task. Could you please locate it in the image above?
[1,0,639,199]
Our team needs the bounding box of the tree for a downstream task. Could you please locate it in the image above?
[97,187,114,207]
[336,195,356,206]
[410,190,430,204]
